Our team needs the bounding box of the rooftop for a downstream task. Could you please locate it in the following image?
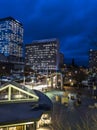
[0,16,23,26]
[0,82,53,126]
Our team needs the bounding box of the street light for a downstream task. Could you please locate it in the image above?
[69,79,73,86]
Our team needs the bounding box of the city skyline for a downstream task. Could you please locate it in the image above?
[0,0,97,66]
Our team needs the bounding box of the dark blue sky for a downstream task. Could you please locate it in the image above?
[0,0,97,66]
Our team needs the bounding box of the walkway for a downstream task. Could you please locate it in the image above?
[37,126,52,130]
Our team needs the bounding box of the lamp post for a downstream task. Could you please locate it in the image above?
[92,82,96,98]
[46,63,48,88]
[60,73,63,90]
[23,74,25,85]
[56,72,58,88]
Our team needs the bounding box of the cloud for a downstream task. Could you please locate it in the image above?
[0,0,97,66]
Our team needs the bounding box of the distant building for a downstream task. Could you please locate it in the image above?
[0,17,24,74]
[89,49,97,72]
[59,52,64,68]
[71,58,75,66]
[25,38,59,73]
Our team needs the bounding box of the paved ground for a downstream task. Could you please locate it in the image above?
[37,126,52,130]
[44,89,97,130]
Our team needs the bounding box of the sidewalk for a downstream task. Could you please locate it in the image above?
[37,126,52,130]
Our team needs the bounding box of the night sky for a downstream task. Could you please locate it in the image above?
[0,0,97,66]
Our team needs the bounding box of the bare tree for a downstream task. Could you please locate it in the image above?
[51,103,97,130]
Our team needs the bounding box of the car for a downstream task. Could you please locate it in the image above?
[38,114,51,126]
[71,95,75,100]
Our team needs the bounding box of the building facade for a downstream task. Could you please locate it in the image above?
[89,49,97,72]
[25,38,59,73]
[59,52,64,68]
[0,17,24,74]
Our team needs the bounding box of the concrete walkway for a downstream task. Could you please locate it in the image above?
[37,126,52,130]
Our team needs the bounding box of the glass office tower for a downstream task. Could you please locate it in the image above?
[0,16,23,57]
[25,38,59,72]
[0,17,24,74]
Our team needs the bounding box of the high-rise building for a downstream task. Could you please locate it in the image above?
[0,16,23,57]
[89,49,97,72]
[0,17,24,74]
[25,38,59,72]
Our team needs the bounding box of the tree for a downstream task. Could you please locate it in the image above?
[50,102,97,130]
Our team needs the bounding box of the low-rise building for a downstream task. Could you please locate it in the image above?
[0,81,52,130]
